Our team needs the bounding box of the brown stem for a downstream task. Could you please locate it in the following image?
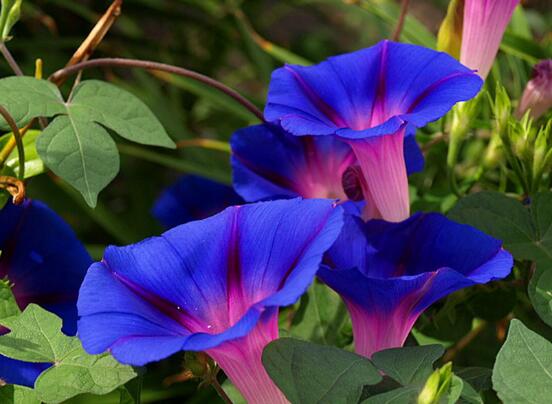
[0,105,25,179]
[0,42,23,76]
[211,375,233,404]
[391,0,411,42]
[442,320,487,363]
[48,58,265,122]
[0,175,25,204]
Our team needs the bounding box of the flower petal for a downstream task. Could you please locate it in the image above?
[78,198,343,365]
[152,175,243,229]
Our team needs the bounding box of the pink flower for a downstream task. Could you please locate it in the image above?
[460,0,520,79]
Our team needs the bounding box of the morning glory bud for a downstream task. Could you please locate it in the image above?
[517,60,552,120]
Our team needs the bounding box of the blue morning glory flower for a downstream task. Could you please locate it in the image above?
[152,175,243,228]
[231,123,424,204]
[77,198,343,403]
[318,212,513,358]
[265,40,482,222]
[0,200,92,386]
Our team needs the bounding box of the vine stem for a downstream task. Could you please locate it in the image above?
[49,58,265,122]
[0,42,23,76]
[391,0,410,41]
[210,376,233,404]
[0,105,25,179]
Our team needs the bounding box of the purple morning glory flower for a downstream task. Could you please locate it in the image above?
[0,200,91,386]
[231,123,424,204]
[265,40,482,222]
[77,198,343,403]
[318,212,513,358]
[152,175,243,228]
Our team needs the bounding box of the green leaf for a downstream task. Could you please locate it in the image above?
[454,367,492,392]
[500,32,548,65]
[0,278,19,320]
[0,384,39,404]
[448,191,552,262]
[262,338,382,404]
[0,304,137,403]
[36,116,120,207]
[529,263,552,327]
[68,80,175,149]
[35,353,137,404]
[290,281,350,346]
[371,345,445,387]
[0,77,65,128]
[492,319,552,403]
[0,304,79,362]
[362,386,418,404]
[1,130,46,179]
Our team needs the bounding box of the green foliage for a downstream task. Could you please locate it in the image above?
[0,305,138,403]
[449,191,552,262]
[289,281,351,346]
[0,384,39,404]
[0,77,174,206]
[528,264,552,327]
[262,338,382,403]
[371,345,445,387]
[0,130,45,178]
[492,319,552,403]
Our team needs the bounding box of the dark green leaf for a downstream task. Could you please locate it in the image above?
[68,80,175,149]
[362,386,418,404]
[448,191,552,262]
[36,116,120,207]
[528,263,552,327]
[263,338,382,404]
[454,367,492,392]
[492,319,552,403]
[371,345,445,387]
[290,281,350,346]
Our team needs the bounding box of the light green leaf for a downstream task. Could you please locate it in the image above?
[529,263,552,327]
[492,319,552,403]
[0,304,78,362]
[1,130,46,179]
[0,278,19,320]
[35,352,137,404]
[0,77,65,128]
[36,116,120,207]
[0,384,39,404]
[68,80,175,149]
[262,338,382,404]
[0,304,137,403]
[290,281,350,346]
[371,345,445,387]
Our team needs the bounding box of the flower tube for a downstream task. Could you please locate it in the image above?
[0,200,91,386]
[77,198,343,404]
[318,213,513,358]
[460,0,520,79]
[265,40,482,221]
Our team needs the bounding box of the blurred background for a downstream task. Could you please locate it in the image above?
[2,1,550,402]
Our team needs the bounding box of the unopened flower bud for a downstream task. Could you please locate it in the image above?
[517,60,552,119]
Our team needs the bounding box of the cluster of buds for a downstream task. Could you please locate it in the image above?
[492,85,552,195]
